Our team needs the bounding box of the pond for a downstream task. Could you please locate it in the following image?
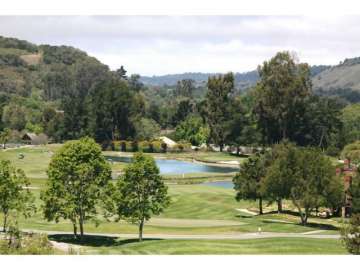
[201,181,234,189]
[105,155,239,175]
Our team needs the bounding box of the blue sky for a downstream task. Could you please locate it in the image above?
[0,16,360,75]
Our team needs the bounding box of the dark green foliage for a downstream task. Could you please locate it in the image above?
[341,104,360,145]
[87,78,138,142]
[0,54,26,67]
[40,45,89,65]
[254,51,312,144]
[233,153,267,214]
[264,145,343,224]
[134,118,161,141]
[261,142,298,211]
[0,36,38,53]
[349,174,360,214]
[175,79,195,98]
[294,95,343,148]
[203,72,235,151]
[171,98,195,126]
[341,141,360,165]
[128,74,144,92]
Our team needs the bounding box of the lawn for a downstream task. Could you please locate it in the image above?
[10,184,340,235]
[47,235,347,255]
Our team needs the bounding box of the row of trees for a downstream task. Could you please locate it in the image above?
[233,142,343,225]
[40,138,170,241]
[197,52,344,154]
[1,138,170,241]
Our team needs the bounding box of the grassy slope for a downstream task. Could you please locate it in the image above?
[9,184,340,235]
[48,236,347,255]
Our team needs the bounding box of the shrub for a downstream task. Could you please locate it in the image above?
[120,141,127,152]
[131,141,139,152]
[161,142,167,153]
[341,141,360,164]
[175,140,192,152]
[326,145,340,157]
[152,140,162,153]
[113,141,120,151]
[341,214,360,254]
[0,232,54,255]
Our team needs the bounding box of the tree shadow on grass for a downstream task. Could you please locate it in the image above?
[300,222,339,231]
[235,214,254,218]
[253,210,339,231]
[48,234,162,247]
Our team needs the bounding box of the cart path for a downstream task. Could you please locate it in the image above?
[21,228,341,240]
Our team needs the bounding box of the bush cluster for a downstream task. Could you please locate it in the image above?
[108,140,192,153]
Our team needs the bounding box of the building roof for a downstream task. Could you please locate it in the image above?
[22,132,39,141]
[158,136,177,147]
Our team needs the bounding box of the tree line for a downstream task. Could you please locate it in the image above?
[2,44,360,158]
[233,142,343,225]
[1,137,170,242]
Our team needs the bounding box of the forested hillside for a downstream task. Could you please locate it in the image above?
[0,35,143,143]
[1,35,360,156]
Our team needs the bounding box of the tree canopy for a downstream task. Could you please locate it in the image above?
[41,137,112,238]
[0,160,35,232]
[107,152,170,241]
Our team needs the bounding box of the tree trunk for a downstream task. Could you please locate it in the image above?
[139,218,145,242]
[73,222,78,238]
[300,212,308,225]
[259,197,263,215]
[3,212,8,232]
[79,215,84,239]
[219,144,223,152]
[277,199,283,213]
[236,146,240,156]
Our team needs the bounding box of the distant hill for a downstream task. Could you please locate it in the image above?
[140,71,259,89]
[141,66,331,89]
[312,57,360,92]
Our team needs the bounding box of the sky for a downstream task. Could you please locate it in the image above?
[0,16,360,76]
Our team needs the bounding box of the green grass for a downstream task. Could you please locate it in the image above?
[0,145,62,178]
[48,235,347,254]
[7,184,340,235]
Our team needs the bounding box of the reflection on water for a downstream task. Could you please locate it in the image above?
[105,155,238,175]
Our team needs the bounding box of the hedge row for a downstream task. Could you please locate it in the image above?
[102,140,192,153]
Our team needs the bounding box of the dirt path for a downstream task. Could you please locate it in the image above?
[22,228,340,240]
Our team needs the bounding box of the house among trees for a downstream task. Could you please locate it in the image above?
[158,136,177,148]
[22,132,48,145]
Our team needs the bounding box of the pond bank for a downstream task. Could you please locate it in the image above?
[103,151,242,169]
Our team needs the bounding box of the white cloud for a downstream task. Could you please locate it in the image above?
[0,16,360,75]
